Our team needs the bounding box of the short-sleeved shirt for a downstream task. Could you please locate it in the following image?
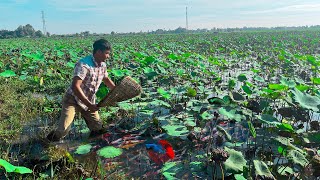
[66,55,108,111]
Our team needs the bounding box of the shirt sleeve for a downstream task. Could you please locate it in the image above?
[74,62,88,80]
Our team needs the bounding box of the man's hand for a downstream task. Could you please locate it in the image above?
[88,103,99,112]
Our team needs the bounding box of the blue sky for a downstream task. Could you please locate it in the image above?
[1,0,320,34]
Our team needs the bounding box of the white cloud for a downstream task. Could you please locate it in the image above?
[242,3,320,14]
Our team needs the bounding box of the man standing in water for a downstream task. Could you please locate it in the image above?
[47,39,115,142]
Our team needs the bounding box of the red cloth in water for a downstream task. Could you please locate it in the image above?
[147,140,175,165]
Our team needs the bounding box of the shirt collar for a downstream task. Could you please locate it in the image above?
[91,54,102,67]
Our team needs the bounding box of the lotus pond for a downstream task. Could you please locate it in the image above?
[0,31,320,179]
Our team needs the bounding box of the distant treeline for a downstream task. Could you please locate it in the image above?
[148,25,320,34]
[1,24,320,39]
[56,25,320,37]
[0,24,48,39]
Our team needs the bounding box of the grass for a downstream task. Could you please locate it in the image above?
[0,71,71,139]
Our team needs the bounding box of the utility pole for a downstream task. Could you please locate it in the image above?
[42,11,47,36]
[186,6,188,30]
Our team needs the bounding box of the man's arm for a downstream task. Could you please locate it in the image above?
[72,76,99,111]
[103,76,116,90]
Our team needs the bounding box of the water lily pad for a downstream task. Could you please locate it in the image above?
[98,146,123,159]
[253,160,275,179]
[224,147,247,173]
[75,144,92,155]
[291,88,320,112]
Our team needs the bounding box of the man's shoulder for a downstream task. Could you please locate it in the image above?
[78,55,95,67]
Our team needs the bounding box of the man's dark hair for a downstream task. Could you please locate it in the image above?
[93,39,112,54]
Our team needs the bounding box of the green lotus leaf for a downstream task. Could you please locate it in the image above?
[234,174,247,180]
[184,116,196,127]
[259,114,281,126]
[277,166,293,176]
[291,88,320,112]
[268,84,287,91]
[157,88,171,99]
[201,111,213,120]
[303,132,320,143]
[287,150,308,167]
[13,166,33,174]
[217,125,232,141]
[208,97,228,105]
[0,159,32,174]
[161,162,182,180]
[228,79,236,89]
[280,77,296,88]
[0,159,16,173]
[274,136,303,152]
[143,56,157,65]
[176,69,185,76]
[224,147,247,173]
[0,70,16,77]
[238,74,247,82]
[66,62,75,68]
[75,144,92,155]
[111,69,125,77]
[231,92,245,101]
[168,53,178,60]
[162,125,189,137]
[277,146,287,156]
[253,160,275,179]
[219,107,245,122]
[186,87,197,97]
[97,146,123,158]
[311,77,320,85]
[295,84,309,91]
[277,123,294,132]
[242,85,252,95]
[254,75,265,82]
[248,121,256,138]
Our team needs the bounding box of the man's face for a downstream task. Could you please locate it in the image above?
[97,49,111,62]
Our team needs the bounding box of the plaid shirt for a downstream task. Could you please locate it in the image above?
[67,55,108,111]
